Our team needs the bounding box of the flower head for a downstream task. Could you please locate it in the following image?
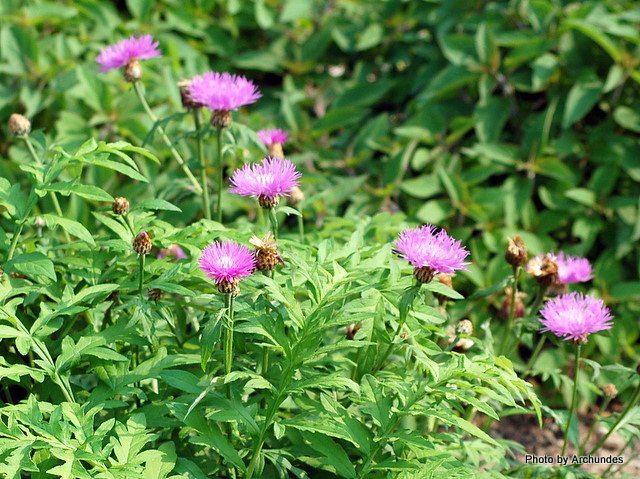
[158,244,187,261]
[187,72,261,113]
[527,251,592,285]
[199,241,256,294]
[229,157,302,208]
[257,129,288,146]
[96,34,161,72]
[393,225,470,282]
[539,292,613,342]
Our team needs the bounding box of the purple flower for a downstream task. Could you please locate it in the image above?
[229,157,302,208]
[527,251,593,284]
[539,292,613,342]
[158,244,187,260]
[199,241,256,285]
[394,225,471,281]
[187,72,261,112]
[96,34,161,72]
[258,129,288,146]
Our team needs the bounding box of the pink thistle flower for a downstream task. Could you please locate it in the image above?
[187,72,261,112]
[96,34,161,72]
[394,225,471,283]
[229,157,302,209]
[527,251,593,284]
[199,241,256,295]
[158,244,187,260]
[257,129,288,146]
[539,292,613,342]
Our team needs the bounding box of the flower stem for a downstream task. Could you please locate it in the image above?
[561,344,581,456]
[297,207,304,243]
[268,207,279,240]
[579,397,612,455]
[193,109,211,220]
[588,381,640,455]
[138,254,145,298]
[7,221,25,262]
[522,334,546,379]
[223,293,235,441]
[216,127,224,223]
[132,82,202,194]
[22,136,71,243]
[499,266,520,356]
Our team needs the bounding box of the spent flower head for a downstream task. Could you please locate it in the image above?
[229,157,302,209]
[199,240,256,295]
[187,72,261,114]
[528,251,592,286]
[393,225,470,283]
[96,34,161,76]
[539,292,613,342]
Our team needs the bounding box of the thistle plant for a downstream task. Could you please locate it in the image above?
[187,72,261,222]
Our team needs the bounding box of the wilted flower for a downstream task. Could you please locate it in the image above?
[112,197,130,216]
[96,35,161,81]
[393,225,470,283]
[287,186,305,207]
[505,235,528,267]
[133,232,152,255]
[250,233,284,271]
[187,72,261,128]
[539,292,613,342]
[528,251,593,286]
[8,113,31,136]
[601,383,618,399]
[229,157,302,209]
[199,240,256,295]
[526,253,558,287]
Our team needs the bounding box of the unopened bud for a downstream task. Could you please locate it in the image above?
[212,109,232,129]
[287,186,305,207]
[250,233,284,271]
[601,383,618,398]
[112,197,130,215]
[124,59,142,82]
[133,232,152,255]
[34,216,46,229]
[8,113,31,136]
[505,235,528,267]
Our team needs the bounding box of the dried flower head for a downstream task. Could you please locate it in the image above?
[157,244,187,261]
[287,186,305,207]
[133,232,152,255]
[538,292,613,342]
[528,252,593,286]
[345,323,361,340]
[526,253,558,287]
[455,319,474,336]
[199,240,256,295]
[148,288,162,301]
[96,35,161,80]
[187,72,261,123]
[8,113,31,136]
[177,79,203,110]
[34,216,46,229]
[112,197,130,216]
[505,235,528,267]
[250,233,284,271]
[446,325,474,350]
[393,225,470,284]
[229,157,302,209]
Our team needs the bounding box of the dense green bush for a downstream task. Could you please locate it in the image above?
[1,0,639,478]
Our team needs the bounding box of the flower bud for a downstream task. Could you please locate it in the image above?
[505,235,528,267]
[8,113,31,136]
[455,319,474,336]
[267,142,285,159]
[133,231,152,255]
[287,186,305,207]
[148,288,162,301]
[212,109,232,129]
[34,216,46,229]
[601,383,618,399]
[250,233,284,272]
[124,59,142,82]
[112,197,130,216]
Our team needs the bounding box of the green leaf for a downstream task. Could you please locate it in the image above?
[132,198,182,213]
[613,106,640,133]
[45,182,114,202]
[561,75,603,128]
[300,431,357,479]
[40,214,95,245]
[5,252,56,281]
[355,24,383,51]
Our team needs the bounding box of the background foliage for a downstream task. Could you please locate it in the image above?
[1,0,639,477]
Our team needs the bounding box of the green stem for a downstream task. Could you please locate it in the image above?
[216,127,224,223]
[589,381,640,455]
[522,334,546,379]
[194,110,211,220]
[7,222,25,261]
[132,82,202,194]
[138,254,145,298]
[561,344,581,456]
[23,136,71,242]
[268,207,279,240]
[579,397,611,455]
[499,266,520,356]
[297,208,304,243]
